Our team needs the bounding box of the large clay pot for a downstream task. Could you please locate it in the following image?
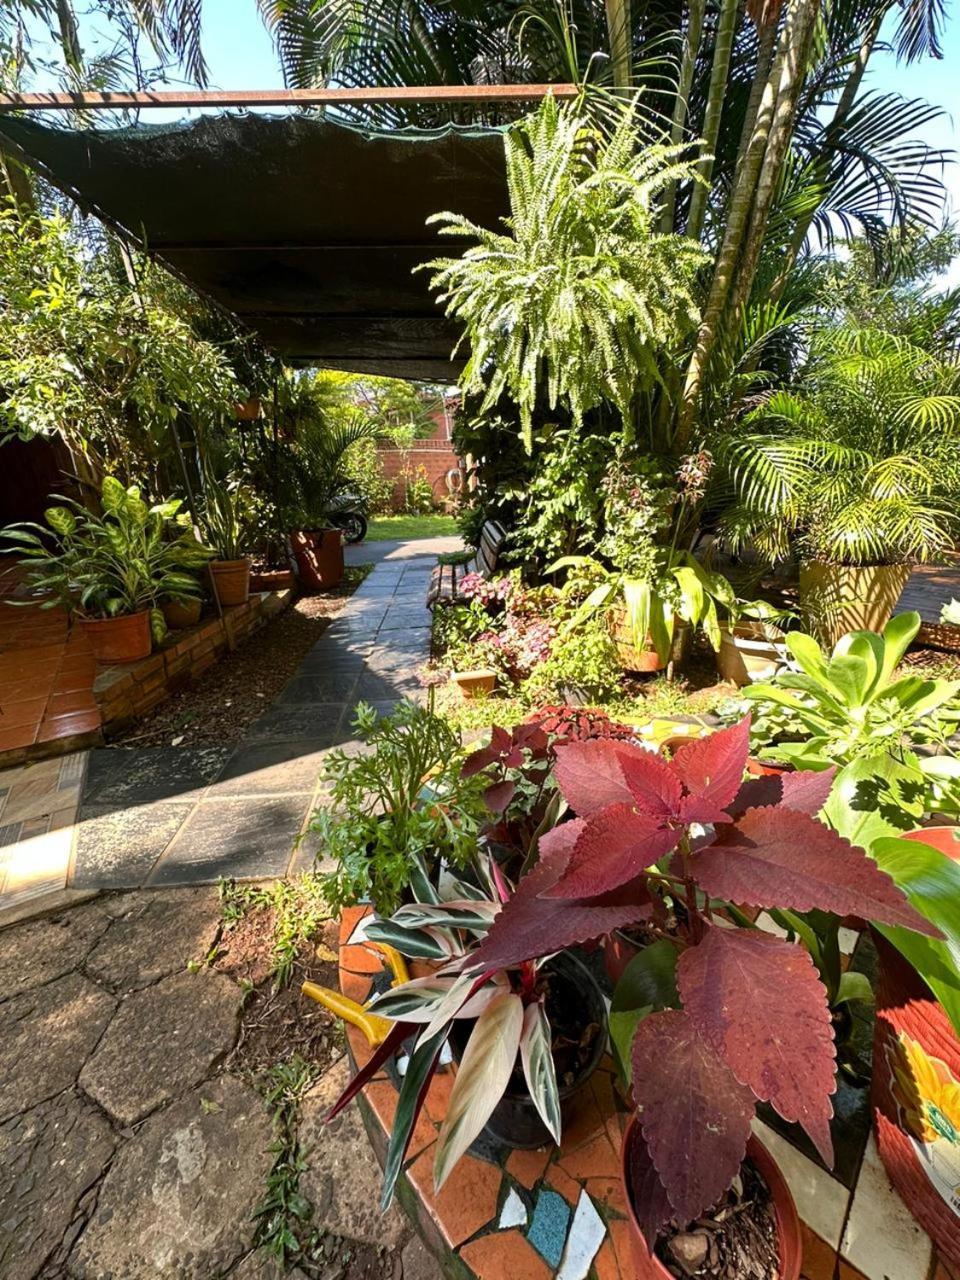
[717,622,788,687]
[76,609,152,664]
[620,1121,803,1280]
[608,608,689,674]
[872,826,960,1270]
[209,557,251,607]
[306,528,345,589]
[799,561,910,647]
[162,597,202,629]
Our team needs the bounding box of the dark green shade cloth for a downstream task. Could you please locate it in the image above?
[0,111,509,379]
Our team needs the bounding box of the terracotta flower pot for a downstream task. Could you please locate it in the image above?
[451,668,497,699]
[608,608,689,674]
[76,609,152,664]
[872,826,960,1270]
[162,597,202,629]
[209,557,251,607]
[306,528,345,589]
[717,622,788,687]
[620,1120,803,1280]
[799,561,911,648]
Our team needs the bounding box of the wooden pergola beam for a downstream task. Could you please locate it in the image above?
[0,84,578,112]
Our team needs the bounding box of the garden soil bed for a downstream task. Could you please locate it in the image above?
[111,566,372,748]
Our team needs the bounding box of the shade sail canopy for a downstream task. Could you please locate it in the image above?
[0,111,510,380]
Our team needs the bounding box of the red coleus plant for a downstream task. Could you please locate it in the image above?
[469,716,940,1246]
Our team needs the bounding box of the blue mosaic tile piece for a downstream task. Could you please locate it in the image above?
[526,1188,571,1268]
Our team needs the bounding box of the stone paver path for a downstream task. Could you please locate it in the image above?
[0,539,451,921]
[0,538,453,1278]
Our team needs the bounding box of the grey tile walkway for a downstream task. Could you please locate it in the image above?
[0,538,448,916]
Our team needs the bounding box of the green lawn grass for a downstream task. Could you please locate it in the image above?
[364,514,458,541]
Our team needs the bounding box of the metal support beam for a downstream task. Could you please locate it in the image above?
[0,84,578,112]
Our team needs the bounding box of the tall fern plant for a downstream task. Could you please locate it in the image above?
[716,326,960,566]
[422,94,708,448]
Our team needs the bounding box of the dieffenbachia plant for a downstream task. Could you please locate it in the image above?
[465,717,940,1246]
[325,855,568,1208]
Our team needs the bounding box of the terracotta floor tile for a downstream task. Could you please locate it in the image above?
[585,1175,627,1215]
[0,697,48,729]
[339,905,370,946]
[557,1130,619,1182]
[408,1149,502,1247]
[545,1163,582,1206]
[560,1086,605,1151]
[364,1079,437,1160]
[345,1022,374,1072]
[506,1146,552,1190]
[1,677,56,702]
[459,1228,552,1280]
[340,943,385,975]
[51,668,96,693]
[37,710,101,740]
[607,1217,638,1277]
[338,969,373,1004]
[44,691,98,718]
[423,1066,456,1124]
[800,1223,842,1280]
[593,1239,622,1280]
[0,723,37,752]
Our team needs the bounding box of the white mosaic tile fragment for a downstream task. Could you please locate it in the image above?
[841,1134,933,1280]
[498,1187,528,1230]
[556,1190,605,1280]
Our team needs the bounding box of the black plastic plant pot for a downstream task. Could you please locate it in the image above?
[453,951,608,1151]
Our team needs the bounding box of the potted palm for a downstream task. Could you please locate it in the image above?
[716,329,958,646]
[2,477,212,663]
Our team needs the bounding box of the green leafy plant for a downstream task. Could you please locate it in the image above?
[423,94,708,446]
[3,475,212,639]
[742,613,960,784]
[197,464,256,561]
[309,699,490,915]
[522,618,621,703]
[252,1055,318,1267]
[218,874,331,991]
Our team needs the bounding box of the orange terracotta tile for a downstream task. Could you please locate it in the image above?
[799,1222,839,1280]
[338,969,373,1004]
[51,668,96,694]
[0,723,38,751]
[410,959,442,980]
[607,1217,638,1277]
[408,1149,502,1247]
[506,1146,552,1190]
[345,1023,374,1071]
[558,1130,619,1181]
[44,690,98,717]
[593,1239,622,1280]
[340,943,385,975]
[364,1079,437,1159]
[561,1086,605,1151]
[37,710,101,739]
[1,677,56,702]
[585,1175,627,1214]
[423,1066,456,1124]
[0,697,48,729]
[545,1163,582,1206]
[459,1229,552,1280]
[338,905,370,945]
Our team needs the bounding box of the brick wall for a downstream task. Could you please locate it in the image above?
[377,442,466,511]
[93,589,293,736]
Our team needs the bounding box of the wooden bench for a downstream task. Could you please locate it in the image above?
[427,519,507,608]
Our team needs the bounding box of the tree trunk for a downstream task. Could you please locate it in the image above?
[675,8,791,449]
[724,0,823,328]
[686,0,741,242]
[604,0,634,89]
[661,0,706,233]
[731,15,780,188]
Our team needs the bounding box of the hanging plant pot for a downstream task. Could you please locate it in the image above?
[450,953,607,1150]
[799,561,910,647]
[717,621,789,687]
[209,557,251,607]
[162,597,202,630]
[76,609,152,664]
[872,826,960,1270]
[451,668,497,699]
[620,1121,803,1280]
[608,608,689,674]
[234,397,262,422]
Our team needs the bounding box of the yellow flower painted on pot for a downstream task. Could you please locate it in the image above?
[889,1032,960,1146]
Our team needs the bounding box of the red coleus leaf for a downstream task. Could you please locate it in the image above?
[553,739,636,814]
[672,718,752,823]
[471,825,650,971]
[627,1122,676,1249]
[539,804,680,898]
[616,747,683,819]
[730,768,836,819]
[484,779,517,813]
[631,1009,755,1224]
[678,927,836,1164]
[461,725,522,778]
[693,807,941,937]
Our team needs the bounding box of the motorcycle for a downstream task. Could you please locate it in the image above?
[327,492,368,544]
